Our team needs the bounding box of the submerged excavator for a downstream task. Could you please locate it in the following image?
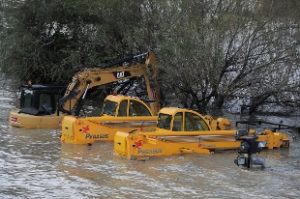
[9,52,160,129]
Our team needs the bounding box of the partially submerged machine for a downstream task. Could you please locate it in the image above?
[10,52,159,129]
[60,95,233,145]
[9,84,66,128]
[61,95,157,144]
[114,108,290,160]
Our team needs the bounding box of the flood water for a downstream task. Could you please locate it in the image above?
[1,82,300,199]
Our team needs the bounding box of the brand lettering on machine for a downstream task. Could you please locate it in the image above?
[113,71,131,79]
[85,133,109,139]
[24,90,33,95]
[137,148,162,155]
[116,71,125,78]
[198,143,215,148]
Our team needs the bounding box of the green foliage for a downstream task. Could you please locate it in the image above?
[0,0,147,83]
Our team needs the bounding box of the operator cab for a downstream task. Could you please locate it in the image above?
[101,95,153,117]
[157,108,210,131]
[19,84,66,116]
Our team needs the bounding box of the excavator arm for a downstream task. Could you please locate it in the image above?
[58,52,159,116]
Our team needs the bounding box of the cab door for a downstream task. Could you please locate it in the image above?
[116,99,155,130]
[184,112,209,131]
[128,99,152,117]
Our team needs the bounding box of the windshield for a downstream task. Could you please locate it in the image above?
[157,113,172,130]
[101,100,117,116]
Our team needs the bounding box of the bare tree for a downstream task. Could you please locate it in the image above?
[156,0,300,114]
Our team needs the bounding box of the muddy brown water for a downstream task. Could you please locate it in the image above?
[1,84,300,199]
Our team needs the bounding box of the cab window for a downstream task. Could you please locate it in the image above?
[39,93,53,114]
[172,112,183,131]
[118,100,128,116]
[129,100,151,116]
[101,100,117,116]
[22,91,33,108]
[185,112,209,131]
[157,113,172,130]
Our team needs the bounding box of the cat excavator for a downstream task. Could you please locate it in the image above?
[9,52,160,129]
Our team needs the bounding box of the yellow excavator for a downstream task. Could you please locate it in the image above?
[9,52,159,129]
[114,107,290,160]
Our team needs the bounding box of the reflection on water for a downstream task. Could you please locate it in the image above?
[1,82,300,199]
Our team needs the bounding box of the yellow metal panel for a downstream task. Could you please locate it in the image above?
[114,131,129,157]
[61,116,77,141]
[114,129,290,159]
[60,115,157,144]
[9,109,64,129]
